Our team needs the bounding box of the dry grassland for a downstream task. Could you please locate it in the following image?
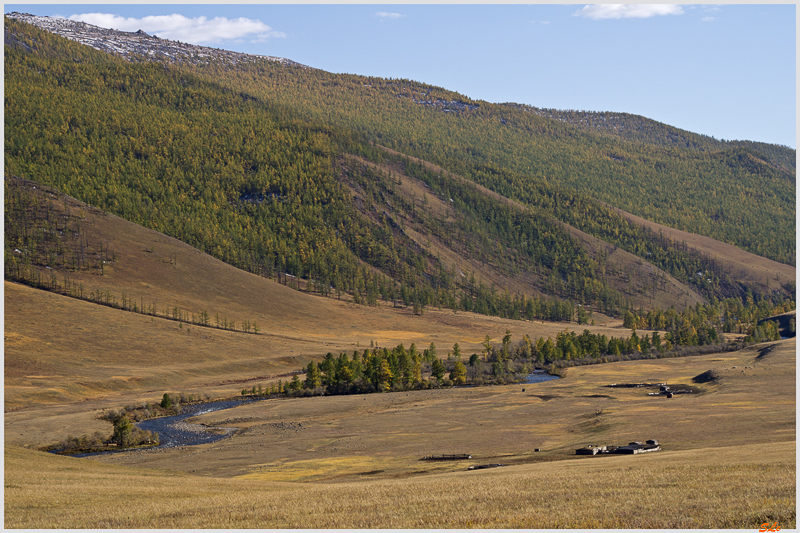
[4,327,794,528]
[5,276,624,423]
[5,440,793,528]
[88,338,795,483]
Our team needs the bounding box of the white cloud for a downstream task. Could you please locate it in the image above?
[574,4,685,20]
[376,12,404,20]
[702,16,715,22]
[66,13,285,45]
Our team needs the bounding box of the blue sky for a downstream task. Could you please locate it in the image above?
[7,4,796,148]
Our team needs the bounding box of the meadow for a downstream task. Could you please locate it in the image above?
[4,440,794,528]
[5,332,794,528]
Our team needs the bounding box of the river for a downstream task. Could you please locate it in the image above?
[136,398,254,448]
[76,375,559,456]
[70,398,254,457]
[523,370,561,384]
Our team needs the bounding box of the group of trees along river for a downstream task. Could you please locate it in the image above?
[264,308,783,398]
[4,17,795,325]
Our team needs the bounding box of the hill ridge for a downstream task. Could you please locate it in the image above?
[5,11,305,68]
[10,9,794,171]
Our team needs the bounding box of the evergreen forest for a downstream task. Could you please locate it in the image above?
[4,17,796,323]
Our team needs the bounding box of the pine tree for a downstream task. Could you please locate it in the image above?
[304,362,322,389]
[450,360,467,385]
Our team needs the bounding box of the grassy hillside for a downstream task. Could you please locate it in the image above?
[346,151,708,311]
[605,204,796,297]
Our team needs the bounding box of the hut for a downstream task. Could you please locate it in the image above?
[614,441,661,454]
[576,445,607,455]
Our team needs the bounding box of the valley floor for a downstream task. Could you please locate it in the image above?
[5,338,795,528]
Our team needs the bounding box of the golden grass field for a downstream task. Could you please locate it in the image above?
[5,334,796,528]
[5,317,795,528]
[4,182,796,528]
[4,439,794,529]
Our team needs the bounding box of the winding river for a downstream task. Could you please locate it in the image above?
[70,399,253,457]
[77,375,560,456]
[135,399,254,448]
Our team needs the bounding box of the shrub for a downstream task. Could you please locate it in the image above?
[112,416,134,446]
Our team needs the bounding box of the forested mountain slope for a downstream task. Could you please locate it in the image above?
[3,18,625,320]
[169,60,793,269]
[9,13,795,267]
[515,106,796,175]
[5,16,795,320]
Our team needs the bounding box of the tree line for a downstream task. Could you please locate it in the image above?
[246,309,783,399]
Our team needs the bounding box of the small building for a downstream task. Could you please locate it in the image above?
[614,441,661,454]
[468,463,506,471]
[576,439,661,456]
[576,445,607,455]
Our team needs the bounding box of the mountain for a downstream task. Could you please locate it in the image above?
[11,172,614,410]
[4,14,795,321]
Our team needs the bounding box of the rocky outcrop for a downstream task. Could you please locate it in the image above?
[5,12,306,69]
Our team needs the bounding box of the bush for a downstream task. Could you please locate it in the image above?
[112,416,134,446]
[111,416,159,447]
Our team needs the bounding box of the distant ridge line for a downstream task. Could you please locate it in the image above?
[5,11,307,68]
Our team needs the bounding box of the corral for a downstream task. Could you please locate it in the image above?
[422,453,472,461]
[467,463,507,470]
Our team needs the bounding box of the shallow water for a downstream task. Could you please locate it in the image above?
[136,399,254,448]
[72,399,254,457]
[522,371,561,384]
